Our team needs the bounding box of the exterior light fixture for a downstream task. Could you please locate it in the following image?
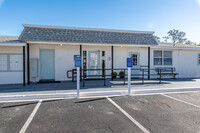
[60,44,63,46]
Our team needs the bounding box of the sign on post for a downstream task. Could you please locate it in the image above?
[127,58,133,95]
[74,55,82,68]
[127,58,133,68]
[74,55,82,98]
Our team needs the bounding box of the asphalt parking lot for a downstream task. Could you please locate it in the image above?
[0,92,200,133]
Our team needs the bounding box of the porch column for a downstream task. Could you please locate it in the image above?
[111,46,114,80]
[27,43,30,84]
[80,45,82,81]
[148,47,150,80]
[23,46,26,86]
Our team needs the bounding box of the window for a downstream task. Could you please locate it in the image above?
[0,54,8,71]
[102,51,105,77]
[10,54,23,71]
[154,51,172,66]
[164,51,172,65]
[0,54,23,71]
[131,54,138,66]
[198,54,200,65]
[83,51,87,77]
[154,51,162,65]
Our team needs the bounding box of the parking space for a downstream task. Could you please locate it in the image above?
[111,94,200,133]
[162,92,200,107]
[0,101,37,133]
[0,91,200,133]
[26,98,143,133]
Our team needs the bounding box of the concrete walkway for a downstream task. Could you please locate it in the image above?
[0,78,200,102]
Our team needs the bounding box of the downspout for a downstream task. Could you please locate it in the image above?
[148,47,150,80]
[27,43,30,84]
[23,46,26,86]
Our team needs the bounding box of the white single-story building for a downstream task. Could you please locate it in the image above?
[0,24,200,85]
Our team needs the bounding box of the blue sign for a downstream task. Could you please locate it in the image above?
[74,55,82,67]
[74,55,81,61]
[127,58,133,67]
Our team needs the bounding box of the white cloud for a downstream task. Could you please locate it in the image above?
[197,0,200,7]
[147,23,154,29]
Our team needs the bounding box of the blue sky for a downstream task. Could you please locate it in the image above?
[0,0,200,43]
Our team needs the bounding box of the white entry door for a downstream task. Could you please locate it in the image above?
[40,49,55,81]
[88,51,100,77]
[129,52,140,78]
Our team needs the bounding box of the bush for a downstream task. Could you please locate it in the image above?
[119,71,125,75]
[112,72,117,75]
[119,71,125,78]
[112,71,117,79]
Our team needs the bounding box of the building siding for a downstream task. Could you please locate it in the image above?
[1,44,200,85]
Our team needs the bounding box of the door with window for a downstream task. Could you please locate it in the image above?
[88,51,100,77]
[129,52,140,78]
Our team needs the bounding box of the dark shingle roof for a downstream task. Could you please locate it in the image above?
[19,24,158,45]
[0,35,25,46]
[158,42,200,48]
[0,36,18,42]
[151,42,200,50]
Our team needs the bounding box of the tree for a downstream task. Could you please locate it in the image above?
[185,40,193,45]
[193,42,200,46]
[163,29,188,44]
[154,35,161,42]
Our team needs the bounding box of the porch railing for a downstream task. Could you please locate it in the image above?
[67,67,176,87]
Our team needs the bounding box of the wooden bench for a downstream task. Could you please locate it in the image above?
[155,67,178,80]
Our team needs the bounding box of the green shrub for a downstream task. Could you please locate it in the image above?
[112,71,117,75]
[119,71,125,75]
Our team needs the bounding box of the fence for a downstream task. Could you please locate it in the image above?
[67,67,178,87]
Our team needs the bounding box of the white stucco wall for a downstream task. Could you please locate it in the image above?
[1,44,200,85]
[114,46,148,68]
[179,50,200,78]
[29,44,79,82]
[150,48,200,78]
[0,46,24,84]
[29,44,113,82]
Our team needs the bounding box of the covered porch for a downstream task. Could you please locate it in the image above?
[18,24,157,85]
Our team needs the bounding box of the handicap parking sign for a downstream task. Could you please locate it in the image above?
[74,55,82,67]
[74,55,81,61]
[127,58,133,67]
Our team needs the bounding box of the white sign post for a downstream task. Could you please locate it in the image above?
[77,67,80,97]
[127,58,133,95]
[74,55,82,98]
[128,67,131,95]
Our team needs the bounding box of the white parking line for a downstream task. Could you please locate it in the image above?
[19,100,42,133]
[161,94,200,109]
[106,97,150,133]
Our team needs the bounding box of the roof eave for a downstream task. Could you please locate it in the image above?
[22,24,155,34]
[152,46,200,50]
[22,40,156,47]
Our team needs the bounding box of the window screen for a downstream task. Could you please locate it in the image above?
[198,54,200,65]
[0,54,23,71]
[154,51,172,66]
[164,51,172,65]
[10,54,23,71]
[0,54,8,71]
[154,51,162,65]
